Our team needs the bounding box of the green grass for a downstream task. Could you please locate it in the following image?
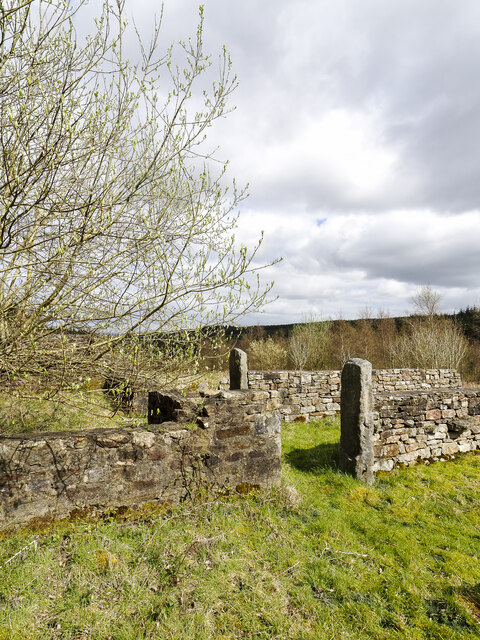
[0,370,227,435]
[0,390,145,435]
[0,418,479,639]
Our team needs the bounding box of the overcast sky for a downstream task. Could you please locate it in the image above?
[125,0,480,324]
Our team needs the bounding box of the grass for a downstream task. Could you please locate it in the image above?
[0,390,144,435]
[0,417,479,639]
[0,370,227,435]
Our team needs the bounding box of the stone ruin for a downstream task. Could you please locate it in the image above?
[339,358,480,483]
[231,348,480,481]
[1,349,479,530]
[0,388,281,530]
[236,348,462,423]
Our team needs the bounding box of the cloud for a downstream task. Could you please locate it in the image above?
[312,210,480,287]
[194,0,480,216]
[91,0,480,322]
[236,208,480,322]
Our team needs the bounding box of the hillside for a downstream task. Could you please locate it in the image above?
[228,308,480,382]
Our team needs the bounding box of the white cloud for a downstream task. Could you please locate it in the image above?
[238,208,480,323]
[86,0,480,323]
[234,108,399,209]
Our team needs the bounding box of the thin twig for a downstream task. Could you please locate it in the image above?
[277,560,300,576]
[2,539,38,568]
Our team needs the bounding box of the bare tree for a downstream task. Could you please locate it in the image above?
[0,1,271,394]
[389,317,468,370]
[391,286,467,371]
[411,285,442,317]
[289,317,331,371]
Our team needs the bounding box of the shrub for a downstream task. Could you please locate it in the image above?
[289,321,331,370]
[248,338,289,370]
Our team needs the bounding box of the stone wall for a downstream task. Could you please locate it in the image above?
[373,368,461,391]
[246,367,461,422]
[373,388,480,473]
[338,358,480,481]
[0,390,281,530]
[247,370,341,421]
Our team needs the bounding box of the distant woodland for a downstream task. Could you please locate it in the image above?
[228,306,480,383]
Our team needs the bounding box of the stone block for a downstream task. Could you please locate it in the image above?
[132,431,156,448]
[216,425,251,440]
[448,419,472,433]
[419,421,436,431]
[266,398,281,411]
[148,391,200,425]
[397,451,418,463]
[339,358,374,484]
[442,409,456,419]
[255,413,281,435]
[442,442,459,456]
[404,442,423,453]
[379,429,394,440]
[373,458,394,472]
[379,443,399,458]
[229,348,248,390]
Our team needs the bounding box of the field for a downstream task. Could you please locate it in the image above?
[0,418,479,639]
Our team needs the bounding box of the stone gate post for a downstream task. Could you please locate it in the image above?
[229,348,248,390]
[339,358,374,483]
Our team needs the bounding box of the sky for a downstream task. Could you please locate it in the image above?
[123,0,480,324]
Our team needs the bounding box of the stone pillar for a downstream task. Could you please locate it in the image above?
[229,348,248,390]
[339,358,374,483]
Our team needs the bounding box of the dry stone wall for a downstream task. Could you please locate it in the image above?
[373,388,480,472]
[246,367,461,422]
[338,358,480,481]
[0,390,281,530]
[247,370,341,421]
[373,368,461,391]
